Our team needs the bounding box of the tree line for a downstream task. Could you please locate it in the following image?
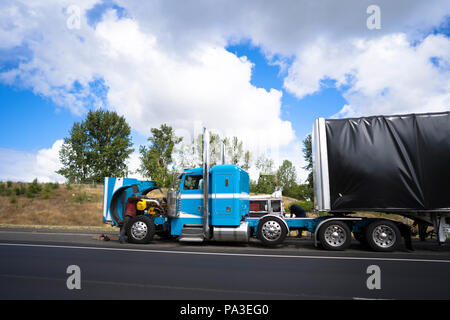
[57,109,314,201]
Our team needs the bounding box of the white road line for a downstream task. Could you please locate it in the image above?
[0,242,449,263]
[0,230,101,236]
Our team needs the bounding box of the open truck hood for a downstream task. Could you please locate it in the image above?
[103,177,157,226]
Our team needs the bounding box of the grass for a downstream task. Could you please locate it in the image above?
[0,181,415,230]
[0,182,105,227]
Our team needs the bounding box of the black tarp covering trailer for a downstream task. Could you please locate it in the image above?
[313,111,450,245]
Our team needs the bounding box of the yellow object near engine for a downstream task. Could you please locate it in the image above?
[147,207,156,215]
[136,199,146,211]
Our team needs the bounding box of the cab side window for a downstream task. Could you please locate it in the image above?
[271,200,281,212]
[183,175,203,190]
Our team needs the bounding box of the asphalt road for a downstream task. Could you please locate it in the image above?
[0,228,449,300]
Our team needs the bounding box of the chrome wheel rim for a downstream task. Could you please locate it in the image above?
[324,225,347,247]
[261,220,282,241]
[131,221,148,240]
[372,225,396,248]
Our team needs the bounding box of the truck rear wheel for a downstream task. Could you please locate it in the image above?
[127,215,155,244]
[318,220,352,251]
[365,220,400,252]
[257,216,287,246]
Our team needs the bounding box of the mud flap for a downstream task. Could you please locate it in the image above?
[398,223,414,251]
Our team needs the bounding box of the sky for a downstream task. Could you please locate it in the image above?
[0,0,449,183]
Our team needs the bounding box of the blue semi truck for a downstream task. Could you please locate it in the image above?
[103,114,450,251]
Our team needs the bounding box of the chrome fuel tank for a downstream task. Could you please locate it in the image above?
[212,222,249,242]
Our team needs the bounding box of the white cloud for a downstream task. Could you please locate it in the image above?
[117,0,450,57]
[0,0,449,185]
[0,140,65,183]
[125,151,144,180]
[0,1,295,152]
[95,12,295,149]
[284,33,450,117]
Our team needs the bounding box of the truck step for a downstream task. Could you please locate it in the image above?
[178,236,204,242]
[179,225,204,242]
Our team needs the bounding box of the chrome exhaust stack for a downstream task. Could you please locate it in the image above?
[202,127,210,239]
[221,140,226,164]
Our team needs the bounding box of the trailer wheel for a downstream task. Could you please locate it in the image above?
[365,220,400,252]
[127,215,155,244]
[318,221,352,251]
[257,216,287,246]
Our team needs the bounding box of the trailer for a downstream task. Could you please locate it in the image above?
[312,111,450,250]
[102,113,450,251]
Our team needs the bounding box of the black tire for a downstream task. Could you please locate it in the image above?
[257,216,288,246]
[365,220,401,252]
[126,215,155,244]
[318,220,352,251]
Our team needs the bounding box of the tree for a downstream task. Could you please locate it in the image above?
[255,154,276,194]
[243,150,251,171]
[256,174,276,194]
[194,132,223,167]
[173,137,198,171]
[255,154,274,174]
[57,109,133,183]
[139,124,182,187]
[174,132,251,171]
[276,160,297,197]
[225,136,243,165]
[302,134,314,201]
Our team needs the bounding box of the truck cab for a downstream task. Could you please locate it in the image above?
[170,165,250,239]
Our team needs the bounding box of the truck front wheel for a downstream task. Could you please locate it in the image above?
[257,216,288,246]
[318,220,352,251]
[365,220,400,252]
[127,215,155,244]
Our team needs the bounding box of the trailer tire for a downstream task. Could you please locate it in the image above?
[127,215,155,244]
[318,220,352,251]
[365,220,400,252]
[257,216,287,246]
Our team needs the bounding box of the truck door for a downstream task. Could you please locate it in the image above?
[179,174,204,218]
[212,173,235,225]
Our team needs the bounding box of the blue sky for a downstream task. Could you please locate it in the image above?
[0,42,345,152]
[226,42,348,141]
[0,85,79,152]
[0,1,449,182]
